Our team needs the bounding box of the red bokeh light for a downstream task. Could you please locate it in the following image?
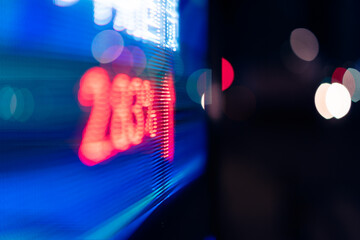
[331,67,347,84]
[222,58,234,91]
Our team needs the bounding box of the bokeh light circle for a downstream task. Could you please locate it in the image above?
[342,69,356,97]
[129,46,147,76]
[222,58,234,91]
[347,68,360,102]
[10,92,17,115]
[112,47,134,75]
[331,67,347,84]
[290,28,319,61]
[314,83,333,119]
[325,83,351,119]
[208,83,223,121]
[54,0,79,7]
[91,30,124,64]
[186,69,212,104]
[0,86,16,120]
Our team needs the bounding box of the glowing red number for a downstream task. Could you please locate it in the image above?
[78,67,114,165]
[110,74,132,151]
[143,80,157,138]
[77,67,173,166]
[127,77,146,145]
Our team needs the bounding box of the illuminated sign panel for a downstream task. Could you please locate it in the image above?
[78,67,175,166]
[0,0,207,239]
[94,0,179,50]
[57,0,179,50]
[56,0,180,165]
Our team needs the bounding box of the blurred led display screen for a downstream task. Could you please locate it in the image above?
[0,0,208,239]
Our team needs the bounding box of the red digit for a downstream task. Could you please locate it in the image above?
[128,78,145,145]
[78,67,114,166]
[143,80,157,138]
[110,74,132,151]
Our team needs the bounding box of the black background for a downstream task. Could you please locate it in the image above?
[132,0,360,239]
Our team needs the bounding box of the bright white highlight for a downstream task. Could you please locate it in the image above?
[201,93,205,110]
[314,83,333,119]
[290,28,319,61]
[54,0,79,7]
[325,83,351,119]
[93,0,113,25]
[55,0,179,50]
[93,0,179,50]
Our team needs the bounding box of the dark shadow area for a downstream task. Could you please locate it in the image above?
[129,176,213,240]
[210,0,360,239]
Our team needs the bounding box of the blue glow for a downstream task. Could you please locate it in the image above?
[55,0,179,51]
[0,0,208,238]
[0,124,206,239]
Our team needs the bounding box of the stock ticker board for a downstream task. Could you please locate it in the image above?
[0,0,208,239]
